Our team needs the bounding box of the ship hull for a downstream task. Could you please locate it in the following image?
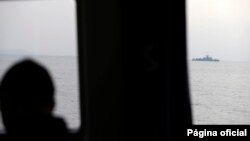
[192,60,219,62]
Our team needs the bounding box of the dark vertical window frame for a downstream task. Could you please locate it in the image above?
[75,0,87,140]
[165,0,192,140]
[76,0,122,141]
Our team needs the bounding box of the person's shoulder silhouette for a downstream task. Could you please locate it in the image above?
[0,59,70,141]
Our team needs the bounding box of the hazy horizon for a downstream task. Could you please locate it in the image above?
[0,49,76,57]
[187,0,250,62]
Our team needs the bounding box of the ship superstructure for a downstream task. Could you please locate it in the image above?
[192,55,219,62]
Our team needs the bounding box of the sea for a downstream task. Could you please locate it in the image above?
[189,61,250,124]
[1,58,250,131]
[0,55,80,131]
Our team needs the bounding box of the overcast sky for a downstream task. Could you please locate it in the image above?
[0,0,76,56]
[187,0,250,62]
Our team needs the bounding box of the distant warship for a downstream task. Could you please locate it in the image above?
[192,55,219,62]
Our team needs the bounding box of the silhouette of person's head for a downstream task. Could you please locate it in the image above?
[0,59,55,134]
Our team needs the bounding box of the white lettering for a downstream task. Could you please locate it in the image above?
[187,129,193,136]
[187,129,217,138]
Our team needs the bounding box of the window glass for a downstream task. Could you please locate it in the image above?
[188,0,250,124]
[0,0,80,131]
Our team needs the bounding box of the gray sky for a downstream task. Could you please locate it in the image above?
[0,0,77,56]
[187,0,250,62]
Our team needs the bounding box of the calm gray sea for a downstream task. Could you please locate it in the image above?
[0,55,80,131]
[189,61,250,124]
[1,58,249,130]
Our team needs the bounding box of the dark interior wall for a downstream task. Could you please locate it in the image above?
[77,0,192,141]
[121,1,167,141]
[76,0,122,141]
[122,0,192,140]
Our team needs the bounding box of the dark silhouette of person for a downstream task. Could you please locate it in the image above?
[0,59,70,141]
